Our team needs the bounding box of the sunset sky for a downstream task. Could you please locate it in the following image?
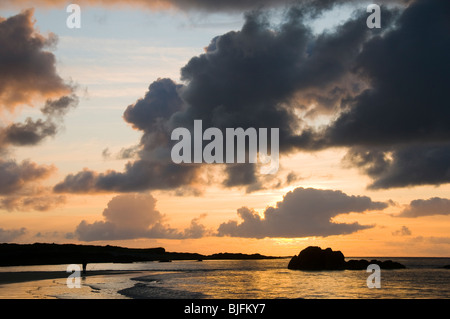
[0,0,449,257]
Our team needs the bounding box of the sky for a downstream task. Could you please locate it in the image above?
[0,0,449,257]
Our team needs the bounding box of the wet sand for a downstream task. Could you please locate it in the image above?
[0,270,141,285]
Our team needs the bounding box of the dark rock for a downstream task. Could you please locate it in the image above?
[377,260,406,269]
[345,259,370,270]
[288,246,406,271]
[288,246,346,270]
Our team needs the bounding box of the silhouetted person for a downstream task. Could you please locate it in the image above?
[82,260,87,274]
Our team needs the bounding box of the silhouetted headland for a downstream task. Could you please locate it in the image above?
[0,243,279,267]
[288,246,406,270]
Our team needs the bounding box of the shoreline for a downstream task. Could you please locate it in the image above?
[0,270,142,286]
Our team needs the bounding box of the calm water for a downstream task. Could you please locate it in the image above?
[0,257,449,299]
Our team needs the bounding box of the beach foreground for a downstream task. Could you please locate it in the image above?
[1,258,449,299]
[0,270,140,285]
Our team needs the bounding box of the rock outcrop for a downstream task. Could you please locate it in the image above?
[288,246,406,270]
[345,258,406,270]
[288,246,346,270]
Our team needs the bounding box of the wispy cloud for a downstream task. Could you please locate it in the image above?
[0,227,27,242]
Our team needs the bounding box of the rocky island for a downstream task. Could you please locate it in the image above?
[288,246,406,270]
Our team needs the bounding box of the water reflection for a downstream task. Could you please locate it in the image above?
[1,258,449,299]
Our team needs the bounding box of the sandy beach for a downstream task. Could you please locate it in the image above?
[0,270,141,285]
[0,269,147,299]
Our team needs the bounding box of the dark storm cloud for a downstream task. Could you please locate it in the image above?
[54,0,449,193]
[322,0,450,148]
[53,78,202,194]
[398,197,450,218]
[55,4,384,193]
[74,193,209,241]
[343,143,450,189]
[222,164,258,188]
[0,9,74,110]
[369,144,450,189]
[176,7,377,142]
[123,79,184,134]
[217,187,387,238]
[289,0,450,189]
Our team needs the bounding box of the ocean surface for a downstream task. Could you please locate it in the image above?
[0,257,449,299]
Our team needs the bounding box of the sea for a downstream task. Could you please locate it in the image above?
[0,257,449,299]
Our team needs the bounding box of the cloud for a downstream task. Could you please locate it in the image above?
[53,0,450,193]
[175,7,377,149]
[0,193,66,212]
[0,158,66,211]
[0,9,74,110]
[0,159,55,195]
[409,236,450,245]
[0,10,78,212]
[0,227,27,242]
[102,145,139,160]
[1,119,57,147]
[323,0,450,147]
[300,0,450,189]
[362,144,450,189]
[54,162,203,194]
[54,4,383,193]
[341,144,450,190]
[53,78,205,194]
[392,226,411,236]
[217,187,387,238]
[397,197,450,218]
[75,193,209,241]
[0,10,78,150]
[183,213,209,239]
